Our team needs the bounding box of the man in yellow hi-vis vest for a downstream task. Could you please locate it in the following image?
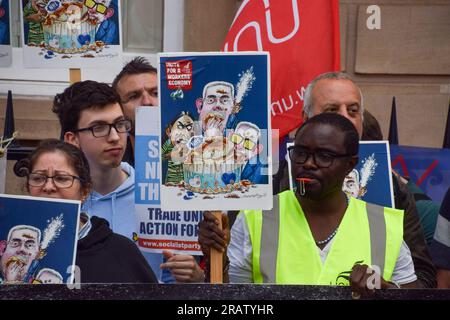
[202,113,418,298]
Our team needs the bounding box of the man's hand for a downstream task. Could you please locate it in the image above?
[350,264,397,299]
[160,250,205,283]
[198,211,230,256]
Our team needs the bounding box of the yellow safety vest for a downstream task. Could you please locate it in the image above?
[243,190,404,285]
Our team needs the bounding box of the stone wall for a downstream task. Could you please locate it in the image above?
[341,0,450,147]
[0,96,57,195]
[184,0,450,147]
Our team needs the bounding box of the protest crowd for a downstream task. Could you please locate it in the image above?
[0,0,449,302]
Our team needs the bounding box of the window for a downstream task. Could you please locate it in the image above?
[0,0,184,96]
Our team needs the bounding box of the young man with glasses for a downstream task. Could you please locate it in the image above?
[52,80,135,241]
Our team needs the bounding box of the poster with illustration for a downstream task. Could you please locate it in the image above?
[0,194,80,284]
[287,141,394,208]
[158,52,272,211]
[0,0,12,67]
[135,107,202,256]
[21,0,122,68]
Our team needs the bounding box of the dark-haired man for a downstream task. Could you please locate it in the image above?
[113,57,158,125]
[112,57,158,167]
[52,80,135,242]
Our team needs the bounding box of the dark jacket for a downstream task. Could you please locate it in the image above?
[76,216,157,283]
[392,175,437,288]
[273,159,437,288]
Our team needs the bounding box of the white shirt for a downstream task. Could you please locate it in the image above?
[228,213,417,285]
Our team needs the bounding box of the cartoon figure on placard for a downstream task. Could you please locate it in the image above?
[33,267,63,284]
[162,111,196,186]
[193,67,255,140]
[343,169,361,198]
[178,68,258,196]
[0,0,10,45]
[0,225,41,284]
[183,135,246,194]
[0,214,64,284]
[343,153,378,199]
[195,81,235,138]
[23,0,48,46]
[22,0,121,59]
[84,0,119,45]
[229,121,267,184]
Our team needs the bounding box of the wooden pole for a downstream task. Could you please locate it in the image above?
[210,211,223,283]
[70,68,81,84]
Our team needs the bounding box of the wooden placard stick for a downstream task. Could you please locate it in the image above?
[210,210,223,283]
[70,68,81,84]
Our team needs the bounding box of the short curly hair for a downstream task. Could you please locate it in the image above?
[52,80,121,135]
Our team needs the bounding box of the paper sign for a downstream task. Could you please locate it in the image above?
[135,107,202,255]
[158,52,273,211]
[0,194,80,284]
[21,0,122,68]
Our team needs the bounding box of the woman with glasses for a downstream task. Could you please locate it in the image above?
[14,139,157,283]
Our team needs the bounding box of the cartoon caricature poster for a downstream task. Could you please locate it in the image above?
[0,194,80,284]
[135,107,203,256]
[0,0,12,67]
[21,0,122,68]
[158,52,272,211]
[287,141,395,208]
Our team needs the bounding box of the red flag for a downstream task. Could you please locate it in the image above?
[223,0,340,138]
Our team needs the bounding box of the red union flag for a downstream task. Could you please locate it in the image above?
[223,0,340,137]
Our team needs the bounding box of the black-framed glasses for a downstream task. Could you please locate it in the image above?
[28,173,82,189]
[288,146,354,168]
[74,119,132,138]
[230,133,257,150]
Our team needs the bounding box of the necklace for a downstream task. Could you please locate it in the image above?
[315,194,349,246]
[315,227,338,245]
